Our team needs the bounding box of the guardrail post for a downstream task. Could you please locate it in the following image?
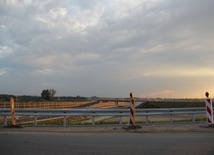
[146,115,148,124]
[63,116,66,127]
[192,114,195,122]
[92,116,95,125]
[34,115,37,126]
[4,115,7,126]
[119,116,122,125]
[170,114,173,123]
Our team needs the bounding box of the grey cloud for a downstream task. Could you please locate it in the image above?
[0,0,214,97]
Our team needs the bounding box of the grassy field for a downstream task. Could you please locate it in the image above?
[137,101,205,108]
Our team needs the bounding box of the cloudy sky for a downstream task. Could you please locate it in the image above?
[0,0,214,98]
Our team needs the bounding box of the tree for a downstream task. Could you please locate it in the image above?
[41,89,56,101]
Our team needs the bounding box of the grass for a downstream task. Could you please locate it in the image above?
[3,124,23,128]
[137,101,205,108]
[2,114,207,126]
[13,117,206,126]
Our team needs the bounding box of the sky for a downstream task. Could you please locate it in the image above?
[0,0,214,98]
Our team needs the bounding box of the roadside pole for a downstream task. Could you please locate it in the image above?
[122,92,141,130]
[129,92,136,126]
[205,92,214,124]
[10,97,16,126]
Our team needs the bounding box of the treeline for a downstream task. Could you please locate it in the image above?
[53,96,88,101]
[0,94,15,101]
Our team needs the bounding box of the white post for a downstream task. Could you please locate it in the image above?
[170,114,173,123]
[146,115,148,124]
[34,115,37,126]
[63,116,66,127]
[192,114,195,122]
[4,115,7,126]
[119,116,122,125]
[92,116,95,125]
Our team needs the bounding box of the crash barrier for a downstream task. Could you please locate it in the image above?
[0,107,212,127]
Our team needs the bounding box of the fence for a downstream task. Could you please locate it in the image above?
[0,101,93,109]
[0,107,211,127]
[0,101,129,109]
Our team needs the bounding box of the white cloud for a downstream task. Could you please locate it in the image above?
[0,46,13,58]
[144,68,214,78]
[0,68,7,76]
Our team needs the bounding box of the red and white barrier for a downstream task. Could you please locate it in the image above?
[129,92,136,126]
[10,97,16,125]
[205,92,214,124]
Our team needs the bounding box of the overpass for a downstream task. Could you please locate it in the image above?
[94,98,149,103]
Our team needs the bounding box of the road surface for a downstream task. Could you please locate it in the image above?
[0,131,214,155]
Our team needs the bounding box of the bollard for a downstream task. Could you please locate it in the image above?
[122,92,141,129]
[205,92,214,124]
[129,92,136,126]
[10,97,16,125]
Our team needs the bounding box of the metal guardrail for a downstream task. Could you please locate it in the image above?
[0,107,209,127]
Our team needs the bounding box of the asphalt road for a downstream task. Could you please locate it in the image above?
[0,131,214,155]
